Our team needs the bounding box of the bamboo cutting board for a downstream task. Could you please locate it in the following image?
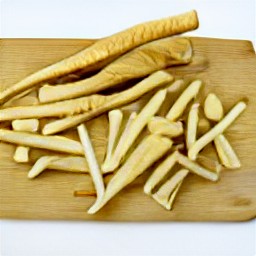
[0,37,256,221]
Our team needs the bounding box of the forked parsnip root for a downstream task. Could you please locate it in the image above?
[88,134,173,214]
[77,124,105,201]
[188,101,246,160]
[186,103,199,150]
[0,10,198,104]
[102,89,167,173]
[166,80,202,121]
[42,70,173,135]
[148,116,183,138]
[39,37,192,103]
[101,110,123,172]
[152,169,189,210]
[204,93,224,121]
[214,134,241,169]
[101,111,137,173]
[0,129,84,155]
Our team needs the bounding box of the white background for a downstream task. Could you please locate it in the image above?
[0,0,255,255]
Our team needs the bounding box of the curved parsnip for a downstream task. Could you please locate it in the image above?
[88,134,173,214]
[0,10,198,104]
[166,80,202,121]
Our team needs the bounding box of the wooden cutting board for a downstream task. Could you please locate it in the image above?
[0,37,256,221]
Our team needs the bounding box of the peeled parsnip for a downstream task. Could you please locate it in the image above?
[88,134,173,214]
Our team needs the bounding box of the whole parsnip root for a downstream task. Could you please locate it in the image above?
[214,134,241,169]
[101,110,123,172]
[88,134,173,214]
[166,80,202,121]
[102,112,137,173]
[0,129,84,155]
[186,103,199,150]
[103,89,167,173]
[188,101,247,160]
[152,169,189,210]
[12,119,39,132]
[42,71,173,135]
[39,37,192,103]
[148,116,183,138]
[77,124,105,201]
[0,10,198,104]
[204,93,224,121]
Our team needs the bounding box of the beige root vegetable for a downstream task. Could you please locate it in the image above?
[77,124,105,201]
[144,151,218,194]
[188,101,246,160]
[214,134,241,169]
[148,116,183,138]
[186,103,199,150]
[12,119,39,132]
[204,93,224,121]
[0,129,84,155]
[39,37,192,103]
[42,71,173,135]
[166,80,202,121]
[13,146,30,163]
[0,71,173,123]
[101,89,167,173]
[28,156,60,179]
[0,10,198,104]
[152,169,189,210]
[102,111,137,173]
[197,118,211,136]
[101,110,123,172]
[88,134,173,214]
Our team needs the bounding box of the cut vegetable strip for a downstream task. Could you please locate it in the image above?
[0,10,198,104]
[102,89,167,173]
[166,80,202,121]
[77,124,105,201]
[188,101,246,160]
[101,110,123,172]
[42,70,173,135]
[102,111,137,173]
[88,134,173,214]
[0,129,84,155]
[28,156,60,179]
[214,134,241,169]
[204,93,224,121]
[12,119,39,132]
[186,103,199,150]
[39,37,192,103]
[152,169,189,210]
[13,146,30,163]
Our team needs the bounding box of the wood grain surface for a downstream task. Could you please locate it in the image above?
[0,37,255,221]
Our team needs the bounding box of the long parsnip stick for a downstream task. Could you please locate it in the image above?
[0,129,84,155]
[88,134,173,214]
[42,71,173,135]
[0,10,198,104]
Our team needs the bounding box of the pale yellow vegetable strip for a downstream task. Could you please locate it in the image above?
[77,124,105,201]
[102,112,137,173]
[148,117,183,138]
[13,146,30,163]
[88,134,173,214]
[102,110,123,172]
[144,151,178,195]
[0,129,84,155]
[102,89,167,173]
[12,119,39,132]
[188,101,247,160]
[166,80,202,121]
[28,156,60,179]
[39,37,192,103]
[152,169,189,210]
[176,152,218,181]
[42,71,173,135]
[214,134,241,169]
[0,10,198,104]
[186,103,199,150]
[204,93,224,122]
